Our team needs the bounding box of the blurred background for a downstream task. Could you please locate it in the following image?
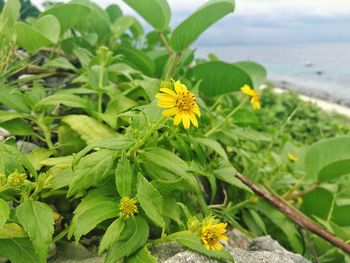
[4,0,350,103]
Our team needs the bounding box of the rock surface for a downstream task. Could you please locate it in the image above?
[48,230,310,263]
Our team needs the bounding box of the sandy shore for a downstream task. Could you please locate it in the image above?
[262,85,350,118]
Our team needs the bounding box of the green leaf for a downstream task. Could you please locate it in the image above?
[0,119,34,136]
[122,0,171,31]
[128,246,157,263]
[72,137,133,168]
[234,61,267,88]
[116,151,133,197]
[36,94,89,110]
[16,201,54,263]
[106,4,123,23]
[0,110,27,123]
[304,136,350,182]
[117,45,155,76]
[62,115,116,144]
[137,173,165,228]
[41,3,91,33]
[0,83,31,113]
[44,57,76,70]
[105,217,149,263]
[301,187,333,220]
[175,232,234,261]
[256,201,302,253]
[0,238,40,263]
[0,0,20,41]
[0,143,37,177]
[191,61,252,97]
[212,162,253,194]
[0,223,27,239]
[99,218,125,255]
[170,0,235,52]
[14,15,60,52]
[194,137,228,161]
[112,15,137,39]
[68,149,115,196]
[69,190,119,242]
[25,148,54,171]
[0,198,10,229]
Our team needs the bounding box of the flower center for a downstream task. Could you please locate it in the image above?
[202,228,219,244]
[176,91,196,112]
[119,197,138,218]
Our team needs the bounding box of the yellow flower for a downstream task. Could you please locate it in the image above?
[156,80,201,129]
[201,222,228,250]
[288,153,298,162]
[241,84,261,110]
[119,197,138,218]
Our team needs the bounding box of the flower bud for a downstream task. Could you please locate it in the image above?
[7,171,26,187]
[187,216,201,234]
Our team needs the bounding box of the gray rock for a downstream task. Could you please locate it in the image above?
[151,232,310,263]
[48,242,104,263]
[16,141,39,153]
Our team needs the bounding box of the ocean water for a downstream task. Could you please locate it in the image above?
[196,42,350,104]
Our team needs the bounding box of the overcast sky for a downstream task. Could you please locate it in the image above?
[32,0,350,45]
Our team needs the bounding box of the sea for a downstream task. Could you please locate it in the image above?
[196,42,350,105]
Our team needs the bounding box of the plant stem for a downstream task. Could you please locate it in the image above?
[127,117,165,158]
[97,64,104,119]
[235,173,350,254]
[205,98,247,137]
[159,32,174,56]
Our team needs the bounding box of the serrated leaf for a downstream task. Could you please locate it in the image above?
[0,198,10,229]
[194,137,228,161]
[0,238,40,263]
[137,174,165,228]
[68,149,115,196]
[99,218,125,255]
[105,217,149,263]
[128,246,157,263]
[0,83,31,113]
[122,0,171,31]
[62,115,116,144]
[116,151,133,197]
[170,0,235,52]
[16,201,54,263]
[44,57,76,70]
[175,232,234,262]
[69,191,119,242]
[36,94,89,110]
[0,223,27,239]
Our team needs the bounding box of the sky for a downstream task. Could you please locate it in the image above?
[32,0,350,46]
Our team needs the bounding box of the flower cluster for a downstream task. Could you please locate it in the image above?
[119,197,138,218]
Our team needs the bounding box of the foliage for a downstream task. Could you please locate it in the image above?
[0,0,349,262]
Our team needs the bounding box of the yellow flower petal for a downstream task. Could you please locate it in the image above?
[220,235,229,241]
[174,80,182,93]
[160,87,176,96]
[182,114,191,129]
[189,113,198,128]
[155,93,176,101]
[251,96,261,110]
[241,84,257,97]
[157,101,176,108]
[162,107,178,117]
[193,104,201,117]
[174,112,182,126]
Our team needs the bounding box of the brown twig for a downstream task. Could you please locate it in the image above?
[235,173,350,254]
